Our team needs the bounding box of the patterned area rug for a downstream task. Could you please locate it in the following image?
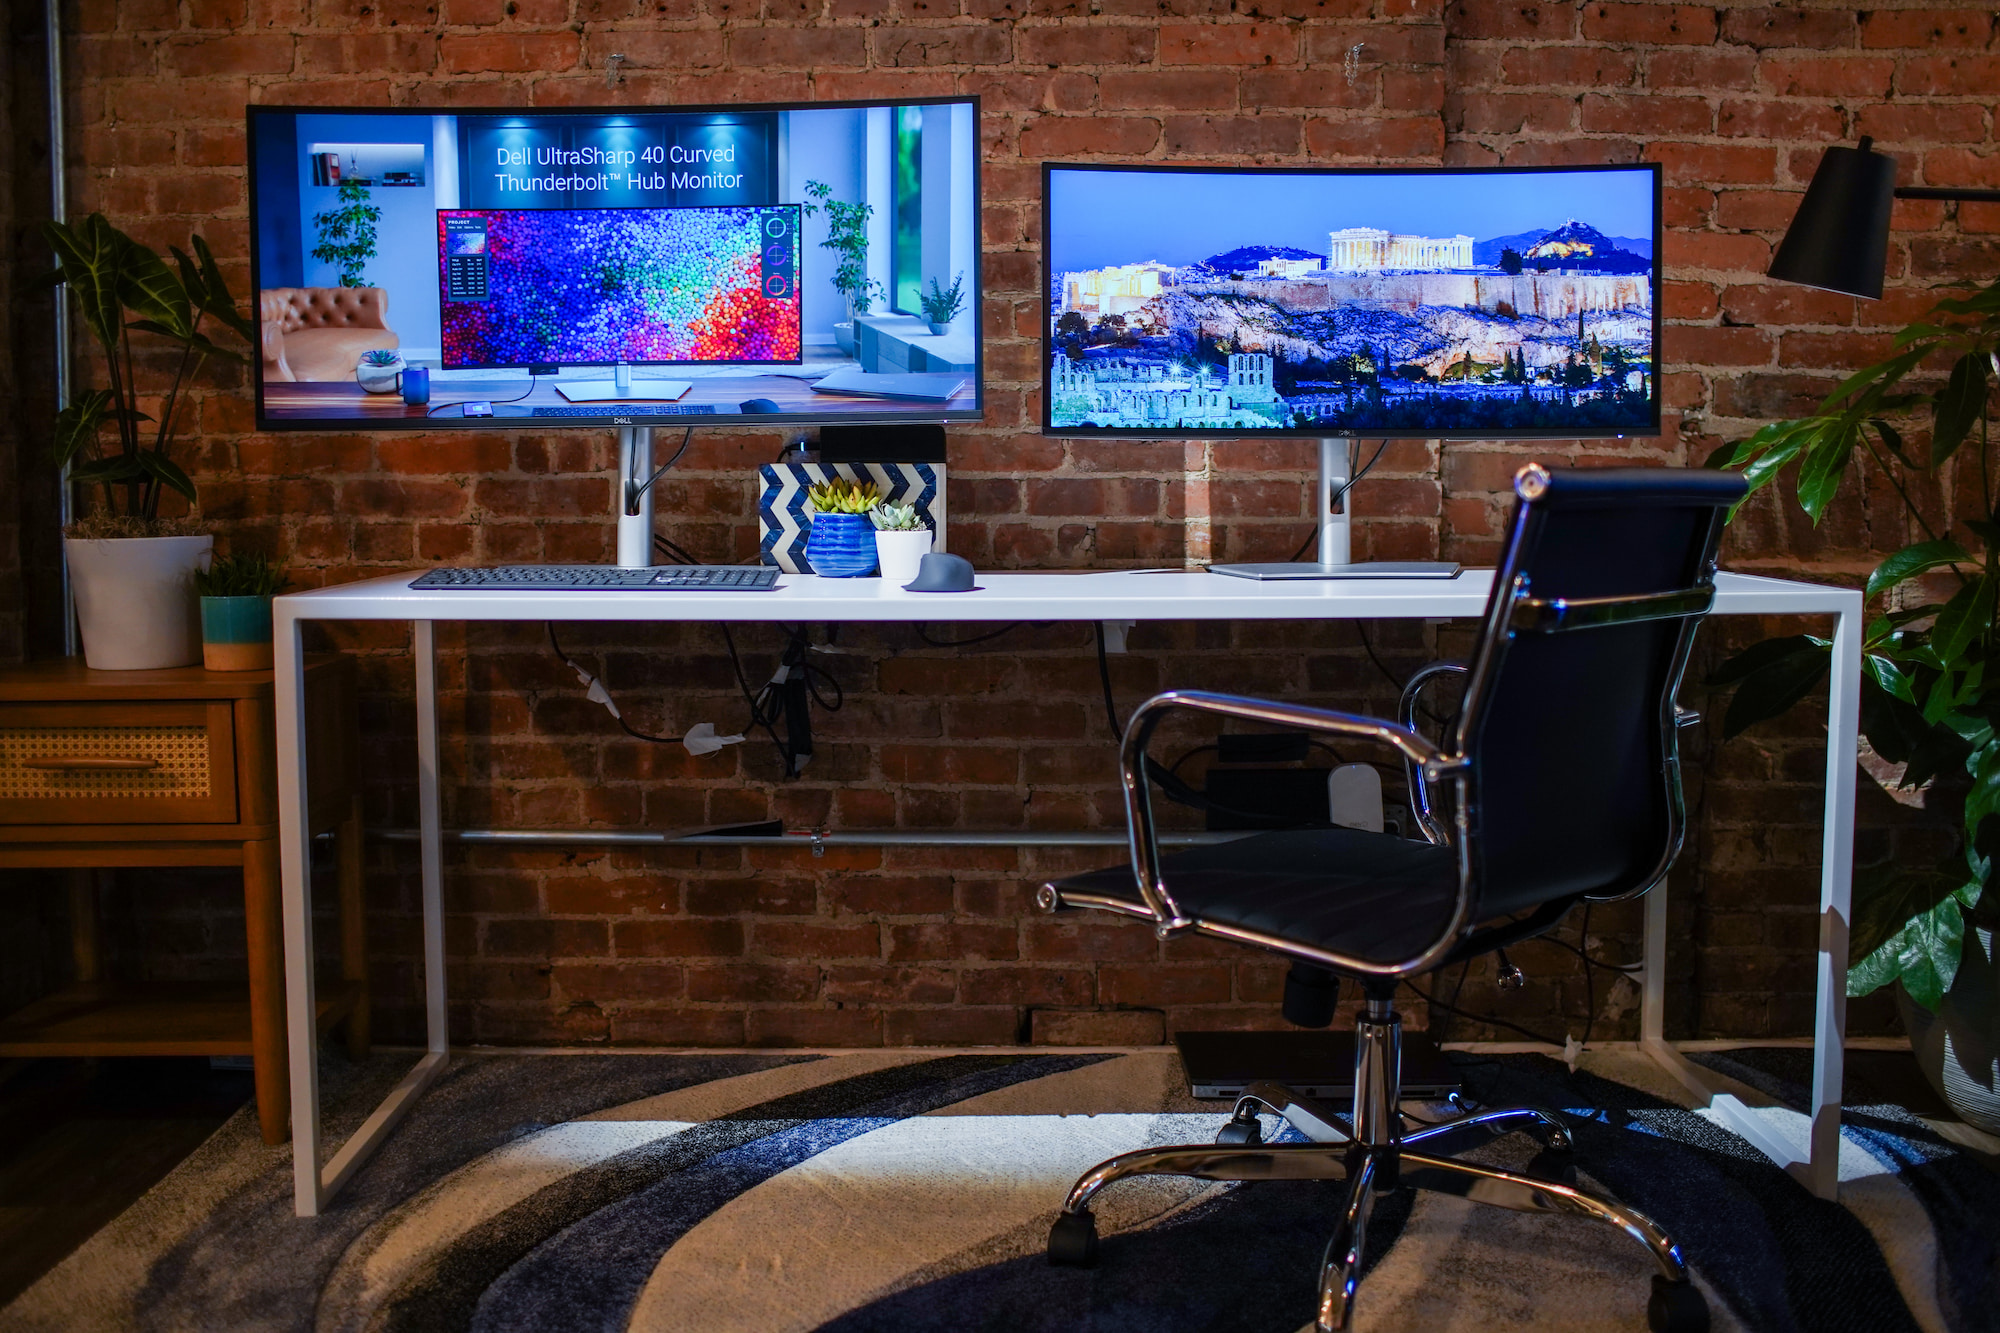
[0,1044,1988,1332]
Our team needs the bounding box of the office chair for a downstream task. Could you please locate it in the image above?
[1038,464,1744,1333]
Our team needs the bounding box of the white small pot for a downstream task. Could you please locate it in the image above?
[65,534,213,670]
[832,322,857,357]
[356,352,406,393]
[874,527,933,585]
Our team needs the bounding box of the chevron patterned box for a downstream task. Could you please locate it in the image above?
[758,462,946,574]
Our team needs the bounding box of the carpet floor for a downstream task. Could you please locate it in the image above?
[0,1043,1988,1332]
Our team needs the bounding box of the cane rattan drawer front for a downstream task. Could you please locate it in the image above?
[0,701,238,825]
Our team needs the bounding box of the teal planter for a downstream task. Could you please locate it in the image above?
[200,595,274,671]
[804,512,877,577]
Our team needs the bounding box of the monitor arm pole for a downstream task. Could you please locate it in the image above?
[1317,436,1350,567]
[1209,437,1459,581]
[616,425,654,569]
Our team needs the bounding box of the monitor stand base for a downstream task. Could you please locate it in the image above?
[1210,560,1462,581]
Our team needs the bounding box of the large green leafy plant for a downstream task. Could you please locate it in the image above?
[1711,278,2000,1010]
[802,179,885,317]
[312,178,380,288]
[45,214,252,527]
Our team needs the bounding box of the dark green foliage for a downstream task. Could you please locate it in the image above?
[193,552,288,599]
[44,214,250,523]
[310,179,381,288]
[1709,278,2000,1010]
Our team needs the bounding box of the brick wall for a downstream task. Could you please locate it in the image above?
[19,0,1997,1047]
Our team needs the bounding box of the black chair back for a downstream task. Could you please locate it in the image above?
[1452,466,1745,920]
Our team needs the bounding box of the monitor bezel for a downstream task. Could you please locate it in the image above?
[246,96,985,433]
[1038,160,1664,442]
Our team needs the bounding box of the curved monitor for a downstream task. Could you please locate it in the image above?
[1041,162,1662,440]
[248,98,983,431]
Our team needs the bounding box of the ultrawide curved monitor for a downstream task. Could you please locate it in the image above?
[248,98,983,431]
[1041,162,1662,440]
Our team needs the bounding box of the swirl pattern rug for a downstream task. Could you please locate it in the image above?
[0,1045,1987,1332]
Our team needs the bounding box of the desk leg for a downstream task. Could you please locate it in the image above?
[1643,591,1861,1202]
[67,869,99,984]
[275,607,323,1214]
[1806,595,1861,1199]
[416,620,449,1060]
[287,619,450,1214]
[340,795,370,1060]
[244,836,288,1146]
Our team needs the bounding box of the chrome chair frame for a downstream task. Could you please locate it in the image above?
[1039,465,1729,1333]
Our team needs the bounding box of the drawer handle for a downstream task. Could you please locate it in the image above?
[20,756,160,772]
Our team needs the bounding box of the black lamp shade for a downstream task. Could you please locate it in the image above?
[1768,141,1897,300]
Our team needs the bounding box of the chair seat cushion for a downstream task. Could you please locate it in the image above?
[1049,828,1460,967]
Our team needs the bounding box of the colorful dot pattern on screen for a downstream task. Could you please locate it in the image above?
[439,206,800,366]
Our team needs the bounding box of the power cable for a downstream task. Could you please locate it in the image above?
[1288,438,1390,562]
[546,623,678,744]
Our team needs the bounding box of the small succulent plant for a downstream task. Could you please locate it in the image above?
[360,349,402,366]
[807,478,880,514]
[869,501,922,531]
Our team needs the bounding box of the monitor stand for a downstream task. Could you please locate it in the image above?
[1209,437,1461,581]
[616,425,656,568]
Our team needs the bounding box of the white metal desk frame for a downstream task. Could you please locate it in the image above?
[274,568,1861,1215]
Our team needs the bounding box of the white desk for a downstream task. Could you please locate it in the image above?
[273,568,1861,1214]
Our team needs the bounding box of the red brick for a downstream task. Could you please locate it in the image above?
[1018,117,1161,158]
[729,27,866,67]
[1759,54,1895,100]
[1859,9,1994,49]
[1582,94,1710,136]
[870,27,1012,67]
[1017,27,1156,66]
[1581,3,1717,46]
[1721,7,1855,49]
[1446,1,1577,41]
[1158,22,1296,66]
[1499,45,1639,87]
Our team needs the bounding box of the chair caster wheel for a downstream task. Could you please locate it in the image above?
[1647,1277,1709,1333]
[1047,1210,1099,1268]
[1525,1148,1579,1187]
[1215,1115,1263,1146]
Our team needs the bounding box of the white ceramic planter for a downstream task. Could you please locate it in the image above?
[356,352,406,394]
[65,534,213,670]
[874,528,933,586]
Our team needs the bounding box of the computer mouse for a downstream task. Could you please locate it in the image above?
[904,552,980,593]
[740,398,783,413]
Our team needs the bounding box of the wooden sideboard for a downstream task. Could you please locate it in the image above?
[0,655,367,1144]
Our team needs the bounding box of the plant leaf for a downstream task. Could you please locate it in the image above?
[1867,538,1972,600]
[1713,637,1832,737]
[1929,575,1991,669]
[1849,887,1967,1009]
[42,214,128,359]
[115,234,192,338]
[1793,416,1862,520]
[1707,633,1827,687]
[188,235,255,344]
[135,450,197,504]
[1929,350,1991,465]
[52,389,112,468]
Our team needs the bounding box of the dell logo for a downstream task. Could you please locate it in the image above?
[614,416,632,424]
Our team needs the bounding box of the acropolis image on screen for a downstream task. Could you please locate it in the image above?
[1045,165,1659,436]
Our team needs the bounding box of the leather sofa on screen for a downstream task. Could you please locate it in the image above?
[259,286,398,382]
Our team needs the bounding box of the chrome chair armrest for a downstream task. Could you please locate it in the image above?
[1112,689,1465,934]
[1398,661,1467,846]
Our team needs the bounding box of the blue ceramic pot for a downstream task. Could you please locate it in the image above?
[805,511,878,577]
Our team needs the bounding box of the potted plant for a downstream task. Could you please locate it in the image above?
[356,348,406,394]
[195,553,289,672]
[312,176,381,288]
[803,478,880,577]
[46,214,252,670]
[921,272,966,336]
[869,500,932,585]
[803,180,886,356]
[1709,277,2000,1126]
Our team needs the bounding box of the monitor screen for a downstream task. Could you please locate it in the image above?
[248,98,982,430]
[1042,163,1662,440]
